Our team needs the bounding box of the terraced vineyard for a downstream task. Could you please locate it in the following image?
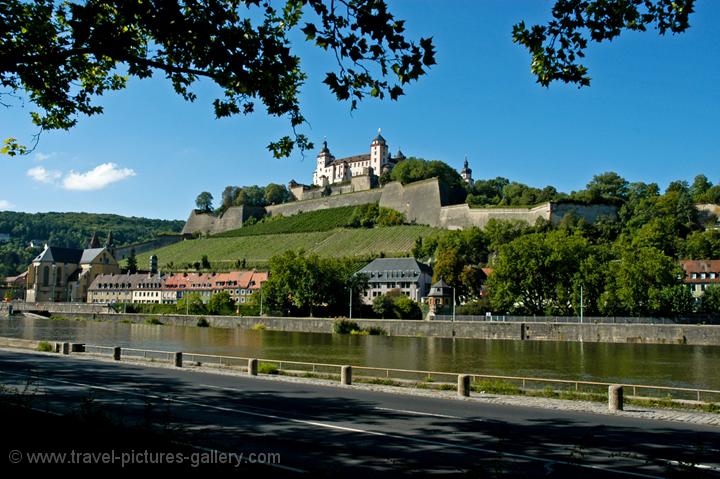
[214,206,356,237]
[138,225,447,270]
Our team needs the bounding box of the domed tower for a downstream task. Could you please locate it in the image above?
[313,140,335,186]
[370,128,389,175]
[460,156,473,185]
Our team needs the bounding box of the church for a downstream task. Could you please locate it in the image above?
[312,130,406,187]
[25,232,120,303]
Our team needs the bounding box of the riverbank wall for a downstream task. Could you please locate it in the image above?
[39,312,720,346]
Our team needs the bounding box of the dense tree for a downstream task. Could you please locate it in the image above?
[221,186,241,211]
[571,172,629,204]
[264,183,292,206]
[513,0,694,87]
[195,192,214,212]
[681,230,720,260]
[466,177,561,207]
[392,295,422,320]
[207,291,235,315]
[390,158,467,204]
[2,0,435,157]
[176,293,207,315]
[487,229,593,315]
[371,291,421,319]
[699,286,720,315]
[372,294,394,319]
[262,250,366,316]
[690,175,712,202]
[600,247,693,317]
[126,249,138,274]
[431,228,490,301]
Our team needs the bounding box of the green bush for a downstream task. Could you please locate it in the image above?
[196,317,210,327]
[350,329,369,336]
[258,362,279,375]
[37,341,54,352]
[333,318,360,334]
[365,326,388,336]
[251,323,266,331]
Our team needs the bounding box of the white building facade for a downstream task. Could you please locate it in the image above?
[312,130,403,187]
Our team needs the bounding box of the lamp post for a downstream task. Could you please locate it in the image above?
[260,288,264,316]
[451,285,456,322]
[50,264,56,303]
[349,287,353,320]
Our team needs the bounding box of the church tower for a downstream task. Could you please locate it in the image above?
[313,140,335,186]
[88,231,100,249]
[460,156,473,185]
[370,129,389,175]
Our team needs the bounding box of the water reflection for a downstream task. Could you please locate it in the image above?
[0,317,718,390]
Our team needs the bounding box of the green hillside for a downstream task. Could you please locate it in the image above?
[139,225,446,270]
[214,206,356,237]
[0,211,184,276]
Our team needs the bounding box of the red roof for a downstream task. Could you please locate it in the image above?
[164,271,267,290]
[680,260,720,284]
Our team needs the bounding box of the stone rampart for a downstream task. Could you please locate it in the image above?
[266,189,383,218]
[181,205,266,235]
[182,177,619,234]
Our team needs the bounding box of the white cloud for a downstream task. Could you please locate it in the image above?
[27,166,62,184]
[0,200,15,210]
[34,152,57,161]
[62,163,136,191]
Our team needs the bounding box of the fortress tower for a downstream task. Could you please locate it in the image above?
[370,129,390,175]
[460,156,473,185]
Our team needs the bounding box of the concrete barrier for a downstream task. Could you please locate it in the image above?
[609,385,624,411]
[341,365,352,385]
[26,311,720,346]
[174,352,183,368]
[458,374,471,397]
[113,346,121,361]
[248,358,258,376]
[61,342,70,355]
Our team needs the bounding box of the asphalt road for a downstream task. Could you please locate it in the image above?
[0,349,718,477]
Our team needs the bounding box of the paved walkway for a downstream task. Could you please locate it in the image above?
[3,346,717,428]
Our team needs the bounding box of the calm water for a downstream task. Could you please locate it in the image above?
[1,317,718,390]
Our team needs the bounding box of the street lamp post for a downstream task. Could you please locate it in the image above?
[50,264,56,303]
[349,287,353,320]
[452,286,456,323]
[260,288,264,316]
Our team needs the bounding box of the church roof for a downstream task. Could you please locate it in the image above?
[33,246,84,264]
[373,132,386,144]
[329,154,370,166]
[80,248,106,264]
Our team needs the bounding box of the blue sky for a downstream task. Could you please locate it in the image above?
[2,0,719,220]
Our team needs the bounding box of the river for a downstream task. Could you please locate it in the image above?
[1,317,718,390]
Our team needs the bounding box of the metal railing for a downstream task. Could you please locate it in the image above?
[433,314,720,325]
[77,343,720,405]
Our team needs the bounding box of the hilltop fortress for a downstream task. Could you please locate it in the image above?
[183,132,617,236]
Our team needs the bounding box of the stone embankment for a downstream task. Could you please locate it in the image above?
[28,309,720,346]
